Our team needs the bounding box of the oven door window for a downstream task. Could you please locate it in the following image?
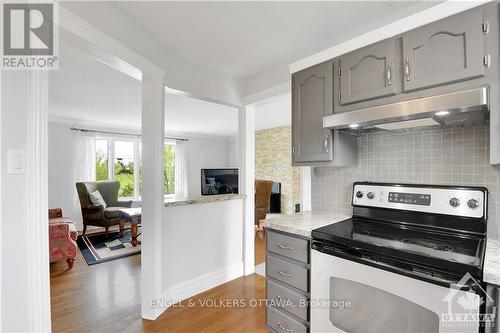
[330,277,439,333]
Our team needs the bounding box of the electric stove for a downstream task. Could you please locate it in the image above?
[312,182,488,286]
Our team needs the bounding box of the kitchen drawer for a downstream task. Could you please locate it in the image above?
[267,279,308,321]
[267,230,309,263]
[267,305,307,333]
[267,254,309,292]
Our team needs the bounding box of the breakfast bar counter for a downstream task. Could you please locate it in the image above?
[164,193,246,207]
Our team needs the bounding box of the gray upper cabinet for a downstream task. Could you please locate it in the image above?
[402,7,486,92]
[339,39,400,105]
[292,61,333,163]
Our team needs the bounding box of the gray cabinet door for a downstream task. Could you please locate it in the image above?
[402,7,485,92]
[292,61,333,163]
[339,39,399,105]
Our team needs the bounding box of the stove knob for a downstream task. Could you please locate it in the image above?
[367,192,375,199]
[449,197,461,208]
[355,191,364,198]
[467,199,479,209]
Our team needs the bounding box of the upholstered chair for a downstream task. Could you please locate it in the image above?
[76,181,132,236]
[255,180,275,230]
[49,208,77,269]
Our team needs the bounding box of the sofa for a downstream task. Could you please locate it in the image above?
[49,208,77,269]
[76,181,132,236]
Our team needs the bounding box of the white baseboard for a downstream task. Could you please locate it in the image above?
[146,262,244,320]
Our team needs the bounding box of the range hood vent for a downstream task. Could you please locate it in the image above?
[323,87,489,132]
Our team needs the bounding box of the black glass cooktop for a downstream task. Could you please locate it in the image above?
[312,218,485,267]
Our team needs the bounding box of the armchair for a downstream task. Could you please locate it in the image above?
[49,208,77,269]
[76,181,132,236]
[255,180,274,231]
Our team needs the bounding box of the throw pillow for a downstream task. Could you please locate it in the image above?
[89,190,107,208]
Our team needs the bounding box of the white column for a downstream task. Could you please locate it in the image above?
[27,70,51,332]
[239,105,255,275]
[300,167,312,212]
[141,72,165,320]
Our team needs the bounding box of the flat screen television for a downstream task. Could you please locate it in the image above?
[201,168,239,195]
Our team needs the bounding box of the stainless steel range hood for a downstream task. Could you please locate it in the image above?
[323,87,489,131]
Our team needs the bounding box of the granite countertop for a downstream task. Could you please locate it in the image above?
[164,193,246,207]
[484,238,500,286]
[260,211,350,238]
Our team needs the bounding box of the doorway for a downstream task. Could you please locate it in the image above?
[253,93,300,275]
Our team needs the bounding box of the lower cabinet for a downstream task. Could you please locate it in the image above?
[266,230,310,332]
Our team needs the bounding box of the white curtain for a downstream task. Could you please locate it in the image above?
[73,132,96,230]
[174,140,189,199]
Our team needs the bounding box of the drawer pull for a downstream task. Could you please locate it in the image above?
[276,242,294,250]
[276,321,294,332]
[277,270,294,278]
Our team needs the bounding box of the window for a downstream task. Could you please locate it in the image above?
[95,137,175,199]
[95,139,109,181]
[114,141,135,198]
[164,143,175,196]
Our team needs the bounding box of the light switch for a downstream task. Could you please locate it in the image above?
[7,149,25,174]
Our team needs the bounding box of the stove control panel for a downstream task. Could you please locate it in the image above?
[352,183,487,219]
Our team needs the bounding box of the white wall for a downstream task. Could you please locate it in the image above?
[185,136,237,197]
[160,199,244,305]
[47,122,238,229]
[228,136,239,167]
[48,122,80,228]
[1,72,34,332]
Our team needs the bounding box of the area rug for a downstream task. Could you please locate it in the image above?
[77,227,141,265]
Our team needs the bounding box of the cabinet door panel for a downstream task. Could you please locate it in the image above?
[292,61,333,163]
[403,7,485,92]
[339,39,399,105]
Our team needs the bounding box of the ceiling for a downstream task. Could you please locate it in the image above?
[49,43,238,137]
[113,1,436,78]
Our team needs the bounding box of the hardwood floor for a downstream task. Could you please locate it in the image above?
[50,250,268,332]
[255,231,266,265]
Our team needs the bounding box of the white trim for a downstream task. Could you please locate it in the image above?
[59,6,162,77]
[289,0,490,74]
[300,167,312,212]
[141,73,166,320]
[165,85,241,109]
[0,58,2,331]
[239,105,255,275]
[26,71,51,332]
[147,262,244,320]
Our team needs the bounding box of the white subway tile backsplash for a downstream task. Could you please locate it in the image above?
[311,125,500,238]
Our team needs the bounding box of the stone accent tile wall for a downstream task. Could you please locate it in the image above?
[255,126,301,215]
[312,125,500,238]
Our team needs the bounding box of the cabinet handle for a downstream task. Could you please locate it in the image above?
[277,270,294,278]
[324,135,329,152]
[386,62,392,86]
[276,321,294,332]
[276,242,294,250]
[404,58,410,81]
